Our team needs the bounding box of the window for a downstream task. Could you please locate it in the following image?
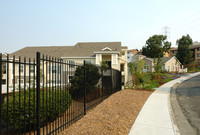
[197,54,200,57]
[30,65,34,72]
[3,65,6,74]
[173,50,177,53]
[85,60,91,64]
[47,66,51,74]
[198,48,200,51]
[57,65,61,74]
[2,79,6,84]
[162,65,165,70]
[30,79,35,84]
[20,65,24,72]
[18,79,24,84]
[52,66,56,73]
[68,60,75,67]
[120,64,124,71]
[144,63,149,71]
[168,66,170,72]
[68,60,75,64]
[127,56,130,59]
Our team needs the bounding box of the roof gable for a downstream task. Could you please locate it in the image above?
[102,47,112,51]
[161,56,181,65]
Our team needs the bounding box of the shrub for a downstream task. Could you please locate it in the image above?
[137,73,144,84]
[138,73,153,85]
[198,66,200,71]
[144,80,160,90]
[148,72,155,79]
[2,88,71,131]
[161,73,173,83]
[70,64,101,99]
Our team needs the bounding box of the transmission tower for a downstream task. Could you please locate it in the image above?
[162,26,170,40]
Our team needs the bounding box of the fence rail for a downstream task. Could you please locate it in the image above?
[0,52,121,135]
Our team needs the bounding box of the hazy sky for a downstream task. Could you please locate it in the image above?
[1,0,200,53]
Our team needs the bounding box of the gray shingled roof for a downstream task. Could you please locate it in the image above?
[121,46,128,49]
[10,46,74,60]
[10,42,122,59]
[143,56,174,64]
[190,42,200,49]
[161,57,173,64]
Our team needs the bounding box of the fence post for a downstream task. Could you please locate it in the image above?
[0,53,2,135]
[36,52,41,135]
[83,61,86,115]
[119,71,122,90]
[101,67,103,100]
[111,68,113,92]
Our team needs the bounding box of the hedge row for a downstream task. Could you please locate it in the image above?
[2,88,71,131]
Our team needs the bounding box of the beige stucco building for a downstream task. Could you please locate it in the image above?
[131,55,182,72]
[2,42,128,90]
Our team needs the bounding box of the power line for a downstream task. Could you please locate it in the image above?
[172,10,200,29]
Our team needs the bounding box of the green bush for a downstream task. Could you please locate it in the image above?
[161,74,173,83]
[70,64,101,98]
[144,80,160,90]
[137,73,153,85]
[2,88,71,131]
[148,72,155,79]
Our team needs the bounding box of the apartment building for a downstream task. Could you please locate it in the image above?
[166,42,200,63]
[2,42,128,89]
[127,49,142,62]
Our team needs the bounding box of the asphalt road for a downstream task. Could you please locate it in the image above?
[176,75,200,135]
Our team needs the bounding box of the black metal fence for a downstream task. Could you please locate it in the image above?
[0,52,122,135]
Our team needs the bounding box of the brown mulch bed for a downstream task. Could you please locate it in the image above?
[59,89,153,135]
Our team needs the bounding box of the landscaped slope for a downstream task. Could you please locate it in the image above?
[59,89,152,135]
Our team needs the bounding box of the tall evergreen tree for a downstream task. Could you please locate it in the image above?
[176,34,193,66]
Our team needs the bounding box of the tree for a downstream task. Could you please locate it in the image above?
[128,57,144,88]
[70,64,101,98]
[176,34,193,66]
[142,35,171,58]
[154,57,162,73]
[154,57,162,82]
[100,60,108,71]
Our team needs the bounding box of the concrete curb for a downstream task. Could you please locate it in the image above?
[170,82,197,135]
[170,83,196,135]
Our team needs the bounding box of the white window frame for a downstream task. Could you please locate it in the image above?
[168,66,170,72]
[20,65,24,73]
[84,60,92,64]
[2,65,6,74]
[18,79,24,84]
[144,63,149,71]
[68,60,75,67]
[30,65,34,73]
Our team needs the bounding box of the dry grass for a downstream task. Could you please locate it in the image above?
[59,89,153,135]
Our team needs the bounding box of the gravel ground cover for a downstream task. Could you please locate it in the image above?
[59,89,153,135]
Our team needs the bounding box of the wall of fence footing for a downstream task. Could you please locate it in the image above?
[0,52,122,135]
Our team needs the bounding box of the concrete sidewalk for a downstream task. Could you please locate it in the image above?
[129,72,200,135]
